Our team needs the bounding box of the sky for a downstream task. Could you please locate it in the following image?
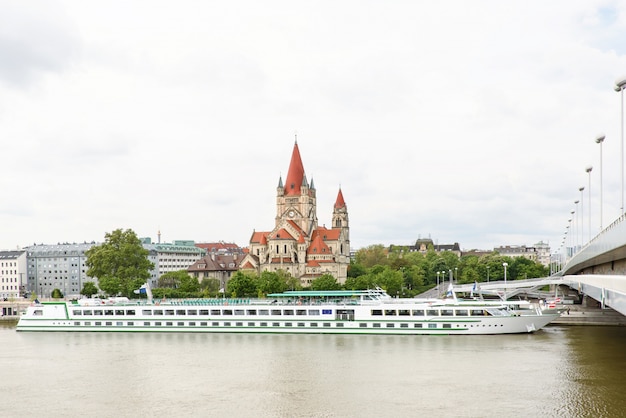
[2,0,626,254]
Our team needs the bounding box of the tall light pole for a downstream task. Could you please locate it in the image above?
[436,271,440,293]
[586,166,593,242]
[615,76,626,215]
[579,187,585,247]
[573,203,578,252]
[486,266,490,282]
[596,134,605,230]
[502,262,508,300]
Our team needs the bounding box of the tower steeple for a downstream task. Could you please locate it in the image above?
[284,141,305,196]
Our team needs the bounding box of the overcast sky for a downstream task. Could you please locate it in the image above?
[2,1,626,254]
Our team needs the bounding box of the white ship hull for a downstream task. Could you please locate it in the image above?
[16,291,559,335]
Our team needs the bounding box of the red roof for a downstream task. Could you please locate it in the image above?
[284,142,305,196]
[334,188,346,209]
[307,230,331,255]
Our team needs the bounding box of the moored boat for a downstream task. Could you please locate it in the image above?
[16,285,559,335]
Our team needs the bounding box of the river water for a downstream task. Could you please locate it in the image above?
[1,324,625,418]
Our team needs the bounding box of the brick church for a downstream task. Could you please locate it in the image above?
[239,141,350,284]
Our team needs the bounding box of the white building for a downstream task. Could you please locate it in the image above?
[0,250,27,299]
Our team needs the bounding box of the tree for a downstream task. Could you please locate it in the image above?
[355,245,389,268]
[310,274,341,290]
[227,271,258,297]
[257,271,287,296]
[80,282,99,298]
[51,288,64,299]
[85,228,154,297]
[158,270,200,293]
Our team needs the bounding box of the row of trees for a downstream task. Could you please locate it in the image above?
[70,229,549,300]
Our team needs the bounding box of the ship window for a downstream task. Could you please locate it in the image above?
[126,310,135,316]
[236,322,244,326]
[297,322,305,327]
[94,310,103,315]
[371,310,383,316]
[223,310,233,315]
[127,322,134,326]
[144,322,150,326]
[412,310,424,316]
[199,310,209,315]
[166,322,173,326]
[83,310,92,315]
[234,310,244,315]
[285,322,293,327]
[309,309,320,315]
[359,323,367,328]
[176,310,186,315]
[427,310,438,316]
[323,323,331,327]
[398,310,410,316]
[373,323,381,328]
[211,310,220,315]
[259,310,269,315]
[200,322,207,326]
[33,310,43,316]
[155,322,162,326]
[272,322,280,327]
[142,310,152,315]
[456,310,468,316]
[187,310,197,315]
[414,323,423,328]
[428,323,437,329]
[441,309,453,316]
[73,310,82,315]
[153,310,163,315]
[85,321,91,326]
[189,322,196,326]
[310,323,318,327]
[283,310,294,315]
[336,323,344,327]
[260,322,268,327]
[385,310,396,316]
[224,322,231,326]
[116,321,123,326]
[271,310,282,315]
[296,310,306,316]
[105,310,114,316]
[471,310,484,316]
[248,322,255,326]
[104,321,112,326]
[400,323,409,328]
[212,322,219,326]
[95,321,102,326]
[115,310,124,316]
[386,323,395,328]
[74,321,81,326]
[443,324,451,329]
[165,310,175,315]
[247,310,257,315]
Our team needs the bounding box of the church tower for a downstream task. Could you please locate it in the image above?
[242,140,350,284]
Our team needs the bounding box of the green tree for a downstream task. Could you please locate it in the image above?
[257,271,287,296]
[51,288,64,299]
[85,229,154,297]
[227,271,258,297]
[80,282,99,298]
[200,278,220,295]
[355,245,388,268]
[310,274,341,290]
[158,270,200,293]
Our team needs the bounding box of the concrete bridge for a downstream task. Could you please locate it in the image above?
[451,213,626,318]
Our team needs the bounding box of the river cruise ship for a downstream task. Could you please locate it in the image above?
[16,287,559,335]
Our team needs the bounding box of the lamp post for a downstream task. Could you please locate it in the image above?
[502,262,508,300]
[596,134,605,230]
[615,76,626,214]
[486,266,490,282]
[586,166,593,242]
[454,267,458,284]
[579,187,585,247]
[573,204,578,252]
[436,271,440,293]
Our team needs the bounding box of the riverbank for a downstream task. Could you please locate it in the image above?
[552,303,626,326]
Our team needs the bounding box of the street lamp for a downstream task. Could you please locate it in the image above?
[572,204,578,252]
[502,262,508,300]
[615,76,626,214]
[596,134,605,230]
[454,267,458,284]
[486,266,490,282]
[579,187,585,247]
[586,166,593,242]
[436,271,440,293]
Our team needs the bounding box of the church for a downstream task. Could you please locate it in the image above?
[239,141,350,285]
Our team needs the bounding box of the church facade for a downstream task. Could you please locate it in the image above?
[239,141,350,284]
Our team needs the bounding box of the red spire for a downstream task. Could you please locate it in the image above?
[334,188,346,209]
[284,142,305,196]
